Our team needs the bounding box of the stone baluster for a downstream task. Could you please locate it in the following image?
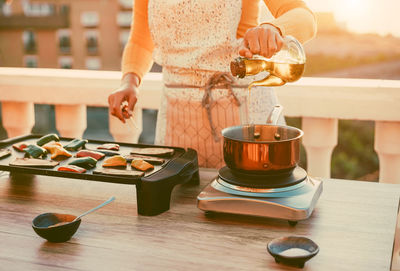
[302,117,338,178]
[1,101,35,138]
[374,121,400,184]
[55,105,87,138]
[109,107,142,143]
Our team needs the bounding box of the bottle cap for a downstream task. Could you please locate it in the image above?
[230,58,246,78]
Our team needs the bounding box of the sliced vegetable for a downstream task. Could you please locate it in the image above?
[90,148,120,156]
[131,159,154,171]
[76,150,105,160]
[0,148,11,159]
[68,157,97,169]
[93,168,144,178]
[64,138,88,151]
[124,154,165,165]
[58,165,87,173]
[36,133,60,146]
[24,144,47,158]
[130,147,174,157]
[102,155,127,168]
[97,143,120,151]
[10,158,59,168]
[43,142,72,160]
[12,142,28,152]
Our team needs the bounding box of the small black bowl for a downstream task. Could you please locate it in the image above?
[267,236,319,268]
[32,213,81,243]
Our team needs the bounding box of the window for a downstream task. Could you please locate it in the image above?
[23,2,54,17]
[22,30,37,54]
[59,57,73,69]
[58,29,71,54]
[85,58,101,70]
[119,30,130,52]
[81,11,99,27]
[117,11,132,27]
[119,0,133,9]
[24,56,38,68]
[85,30,98,54]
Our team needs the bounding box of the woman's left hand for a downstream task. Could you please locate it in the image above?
[239,23,284,59]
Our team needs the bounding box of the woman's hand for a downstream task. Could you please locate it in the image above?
[108,73,140,123]
[239,23,284,59]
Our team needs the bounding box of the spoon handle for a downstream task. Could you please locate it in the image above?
[73,196,116,222]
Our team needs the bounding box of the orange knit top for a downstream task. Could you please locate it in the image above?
[122,0,316,80]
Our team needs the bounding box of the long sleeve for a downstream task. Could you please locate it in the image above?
[121,0,154,80]
[265,0,316,44]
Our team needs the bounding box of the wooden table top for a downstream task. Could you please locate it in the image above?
[0,169,399,271]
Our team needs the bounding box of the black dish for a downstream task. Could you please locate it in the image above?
[267,236,319,268]
[32,213,81,242]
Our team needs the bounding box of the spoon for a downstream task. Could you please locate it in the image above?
[72,196,116,222]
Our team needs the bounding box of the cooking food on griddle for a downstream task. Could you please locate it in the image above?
[12,142,28,152]
[64,138,88,151]
[130,147,174,157]
[68,157,97,169]
[131,159,154,171]
[57,165,87,173]
[97,143,120,151]
[36,133,60,147]
[102,155,127,168]
[93,168,144,177]
[43,142,72,159]
[24,144,47,158]
[0,149,11,159]
[76,150,105,160]
[124,154,165,165]
[10,158,59,167]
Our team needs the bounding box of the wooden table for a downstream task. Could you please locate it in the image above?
[0,169,399,271]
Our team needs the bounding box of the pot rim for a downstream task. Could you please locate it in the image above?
[222,124,304,144]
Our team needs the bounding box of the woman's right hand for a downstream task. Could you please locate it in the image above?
[108,73,140,123]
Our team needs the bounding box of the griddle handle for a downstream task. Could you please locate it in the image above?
[136,148,199,216]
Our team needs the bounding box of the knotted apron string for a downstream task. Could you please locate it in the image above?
[165,72,247,142]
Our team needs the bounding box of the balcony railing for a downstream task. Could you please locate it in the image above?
[0,67,399,183]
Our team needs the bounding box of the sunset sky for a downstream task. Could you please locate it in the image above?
[306,0,400,37]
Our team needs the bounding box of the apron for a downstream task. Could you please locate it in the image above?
[148,0,284,168]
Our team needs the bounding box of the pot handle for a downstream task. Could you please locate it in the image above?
[266,104,283,125]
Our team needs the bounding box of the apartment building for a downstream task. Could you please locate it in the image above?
[0,0,133,70]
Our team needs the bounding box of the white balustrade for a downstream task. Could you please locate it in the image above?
[1,67,400,183]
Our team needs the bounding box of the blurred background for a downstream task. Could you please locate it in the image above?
[0,0,399,181]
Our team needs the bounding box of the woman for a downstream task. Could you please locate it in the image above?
[108,0,316,168]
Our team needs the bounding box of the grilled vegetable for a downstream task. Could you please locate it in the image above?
[93,168,144,178]
[130,147,174,157]
[12,142,28,152]
[124,154,165,165]
[10,158,59,168]
[57,165,87,173]
[0,148,11,159]
[90,148,120,156]
[102,155,127,168]
[36,133,60,146]
[68,157,97,169]
[24,144,47,158]
[131,159,154,171]
[97,143,120,151]
[76,150,105,160]
[64,138,88,151]
[43,142,72,160]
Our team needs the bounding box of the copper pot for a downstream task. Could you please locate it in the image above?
[222,105,303,174]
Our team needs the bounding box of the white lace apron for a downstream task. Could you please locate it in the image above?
[148,0,284,168]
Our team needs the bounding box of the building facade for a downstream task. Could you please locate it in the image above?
[0,0,133,70]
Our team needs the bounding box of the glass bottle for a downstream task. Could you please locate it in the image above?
[230,36,306,87]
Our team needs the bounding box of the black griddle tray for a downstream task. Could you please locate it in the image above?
[0,134,199,216]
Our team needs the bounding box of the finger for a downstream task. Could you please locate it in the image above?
[239,48,253,58]
[247,32,260,56]
[267,31,277,58]
[259,29,269,58]
[113,101,126,123]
